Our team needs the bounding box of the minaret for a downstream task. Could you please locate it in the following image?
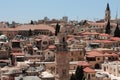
[55,23,69,80]
[105,3,111,22]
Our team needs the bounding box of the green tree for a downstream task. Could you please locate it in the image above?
[75,66,84,80]
[114,23,120,37]
[28,29,32,37]
[30,20,34,24]
[55,23,60,36]
[12,21,16,28]
[70,74,76,80]
[105,20,111,34]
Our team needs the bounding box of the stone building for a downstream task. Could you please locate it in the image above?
[0,24,55,39]
[102,61,120,77]
[55,24,69,80]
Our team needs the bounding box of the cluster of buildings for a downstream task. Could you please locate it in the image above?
[0,3,119,80]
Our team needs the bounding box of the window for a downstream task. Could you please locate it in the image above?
[74,66,76,69]
[92,74,95,77]
[71,58,73,61]
[97,57,100,60]
[78,58,81,61]
[79,53,81,55]
[80,52,82,55]
[114,69,115,72]
[62,70,66,76]
[48,52,50,55]
[71,52,73,56]
[56,68,58,74]
[118,69,120,73]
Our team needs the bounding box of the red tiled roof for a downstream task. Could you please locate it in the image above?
[111,53,118,57]
[67,37,74,41]
[48,45,56,49]
[93,40,113,43]
[104,53,118,57]
[78,61,91,67]
[81,31,99,35]
[26,44,32,47]
[12,53,24,56]
[87,51,103,57]
[87,55,95,57]
[99,33,110,37]
[83,67,96,73]
[34,39,41,41]
[111,37,120,41]
[11,40,20,42]
[104,53,111,57]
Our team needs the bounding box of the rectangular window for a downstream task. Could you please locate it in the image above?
[62,69,66,76]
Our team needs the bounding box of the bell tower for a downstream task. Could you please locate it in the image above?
[105,3,111,22]
[55,23,69,80]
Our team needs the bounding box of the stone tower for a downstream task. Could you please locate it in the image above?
[55,24,69,80]
[105,3,111,22]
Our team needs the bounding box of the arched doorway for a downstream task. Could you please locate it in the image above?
[104,67,106,71]
[95,63,101,69]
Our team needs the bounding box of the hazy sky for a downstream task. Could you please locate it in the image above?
[0,0,119,23]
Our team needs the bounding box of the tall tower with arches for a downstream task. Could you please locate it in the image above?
[105,3,111,22]
[55,23,69,80]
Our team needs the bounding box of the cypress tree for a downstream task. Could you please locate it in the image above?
[114,23,120,37]
[30,20,34,24]
[70,74,76,80]
[75,66,84,80]
[105,20,111,34]
[55,23,60,36]
[28,29,32,37]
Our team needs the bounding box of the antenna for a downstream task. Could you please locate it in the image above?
[115,6,119,24]
[115,8,118,20]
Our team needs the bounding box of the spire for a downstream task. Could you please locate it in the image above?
[116,8,118,19]
[106,3,110,11]
[105,3,111,22]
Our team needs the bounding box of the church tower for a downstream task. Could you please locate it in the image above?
[105,3,111,22]
[55,23,69,80]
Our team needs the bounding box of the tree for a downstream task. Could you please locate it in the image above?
[70,74,76,80]
[28,29,32,37]
[82,76,85,80]
[12,21,16,28]
[0,32,2,35]
[114,23,120,37]
[30,20,34,24]
[105,20,111,34]
[75,66,84,80]
[55,23,60,36]
[22,68,27,76]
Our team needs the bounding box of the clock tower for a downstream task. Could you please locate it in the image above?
[105,3,111,22]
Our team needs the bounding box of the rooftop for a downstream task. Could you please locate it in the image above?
[15,76,41,80]
[83,67,96,73]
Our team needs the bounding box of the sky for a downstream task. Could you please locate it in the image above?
[0,0,119,23]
